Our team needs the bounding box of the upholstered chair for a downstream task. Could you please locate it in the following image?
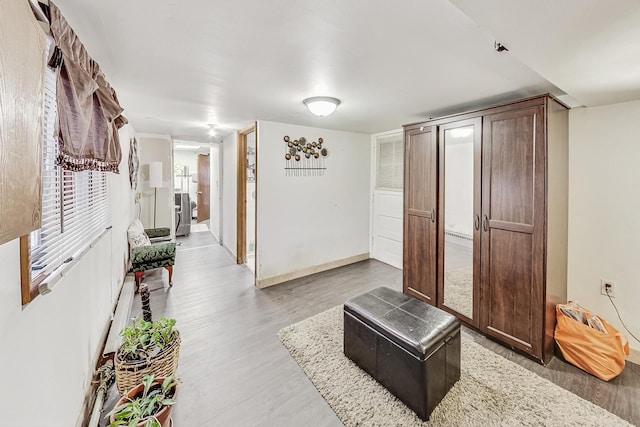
[127,220,176,289]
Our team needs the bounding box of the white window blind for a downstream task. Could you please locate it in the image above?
[28,38,111,286]
[375,134,404,191]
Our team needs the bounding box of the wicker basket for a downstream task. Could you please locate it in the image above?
[114,331,181,396]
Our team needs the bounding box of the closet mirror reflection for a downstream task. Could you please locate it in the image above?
[442,125,475,319]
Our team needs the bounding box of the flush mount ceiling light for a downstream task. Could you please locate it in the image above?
[208,124,216,137]
[303,96,341,117]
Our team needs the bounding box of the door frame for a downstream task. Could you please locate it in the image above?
[236,123,257,278]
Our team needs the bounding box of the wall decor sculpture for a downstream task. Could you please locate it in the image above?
[129,137,139,190]
[283,135,329,176]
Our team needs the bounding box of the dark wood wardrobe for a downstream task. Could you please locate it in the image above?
[403,95,568,363]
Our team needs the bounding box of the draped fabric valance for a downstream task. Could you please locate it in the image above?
[48,1,126,173]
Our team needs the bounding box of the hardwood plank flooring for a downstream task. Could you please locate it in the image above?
[101,230,640,426]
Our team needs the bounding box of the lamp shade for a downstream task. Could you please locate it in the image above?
[149,162,163,188]
[303,96,341,117]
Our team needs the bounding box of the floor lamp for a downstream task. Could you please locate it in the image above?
[149,162,163,228]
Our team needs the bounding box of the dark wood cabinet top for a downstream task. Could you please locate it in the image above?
[403,93,568,130]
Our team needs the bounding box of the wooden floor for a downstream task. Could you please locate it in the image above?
[103,229,640,426]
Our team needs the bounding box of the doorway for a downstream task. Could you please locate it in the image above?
[197,153,210,223]
[173,142,217,238]
[237,123,257,278]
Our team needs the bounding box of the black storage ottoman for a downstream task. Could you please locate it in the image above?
[343,287,461,421]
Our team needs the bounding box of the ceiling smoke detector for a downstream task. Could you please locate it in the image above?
[494,41,509,52]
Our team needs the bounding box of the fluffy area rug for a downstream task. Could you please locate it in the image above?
[278,305,631,427]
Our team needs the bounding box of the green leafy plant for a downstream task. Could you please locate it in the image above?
[107,374,178,427]
[118,317,177,361]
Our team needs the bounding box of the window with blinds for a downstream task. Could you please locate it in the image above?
[22,38,111,302]
[375,134,404,191]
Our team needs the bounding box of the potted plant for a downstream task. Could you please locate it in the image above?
[107,374,178,427]
[118,317,178,360]
[114,316,181,395]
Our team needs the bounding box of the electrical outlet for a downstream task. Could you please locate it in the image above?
[601,280,615,298]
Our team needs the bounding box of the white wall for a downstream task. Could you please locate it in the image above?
[210,143,222,240]
[221,132,238,257]
[137,135,174,231]
[257,121,371,285]
[568,100,640,353]
[110,126,138,299]
[0,124,136,427]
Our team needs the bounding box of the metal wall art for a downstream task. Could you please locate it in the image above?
[129,137,139,190]
[284,135,328,176]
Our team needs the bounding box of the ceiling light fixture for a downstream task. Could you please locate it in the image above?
[208,124,216,137]
[303,96,341,117]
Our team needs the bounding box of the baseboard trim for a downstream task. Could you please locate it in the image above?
[256,253,370,289]
[103,274,135,357]
[627,347,640,365]
[222,241,236,261]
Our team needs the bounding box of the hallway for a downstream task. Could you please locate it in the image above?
[104,229,640,426]
[122,229,400,426]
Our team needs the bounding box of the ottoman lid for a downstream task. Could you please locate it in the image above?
[344,287,460,359]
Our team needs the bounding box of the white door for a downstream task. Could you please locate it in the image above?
[371,132,403,269]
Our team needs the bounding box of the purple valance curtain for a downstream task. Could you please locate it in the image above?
[48,1,127,173]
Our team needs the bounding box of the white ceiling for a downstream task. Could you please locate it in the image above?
[451,0,640,107]
[51,0,640,142]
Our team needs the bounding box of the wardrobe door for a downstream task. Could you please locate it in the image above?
[480,106,546,359]
[437,118,481,327]
[403,125,437,303]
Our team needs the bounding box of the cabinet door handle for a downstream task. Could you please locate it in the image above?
[431,208,436,223]
[474,214,480,231]
[482,215,489,232]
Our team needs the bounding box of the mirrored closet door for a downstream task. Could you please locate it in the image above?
[437,118,481,327]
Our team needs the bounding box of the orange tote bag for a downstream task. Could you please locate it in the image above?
[554,304,629,381]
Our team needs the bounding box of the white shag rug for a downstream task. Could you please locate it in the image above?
[278,306,631,427]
